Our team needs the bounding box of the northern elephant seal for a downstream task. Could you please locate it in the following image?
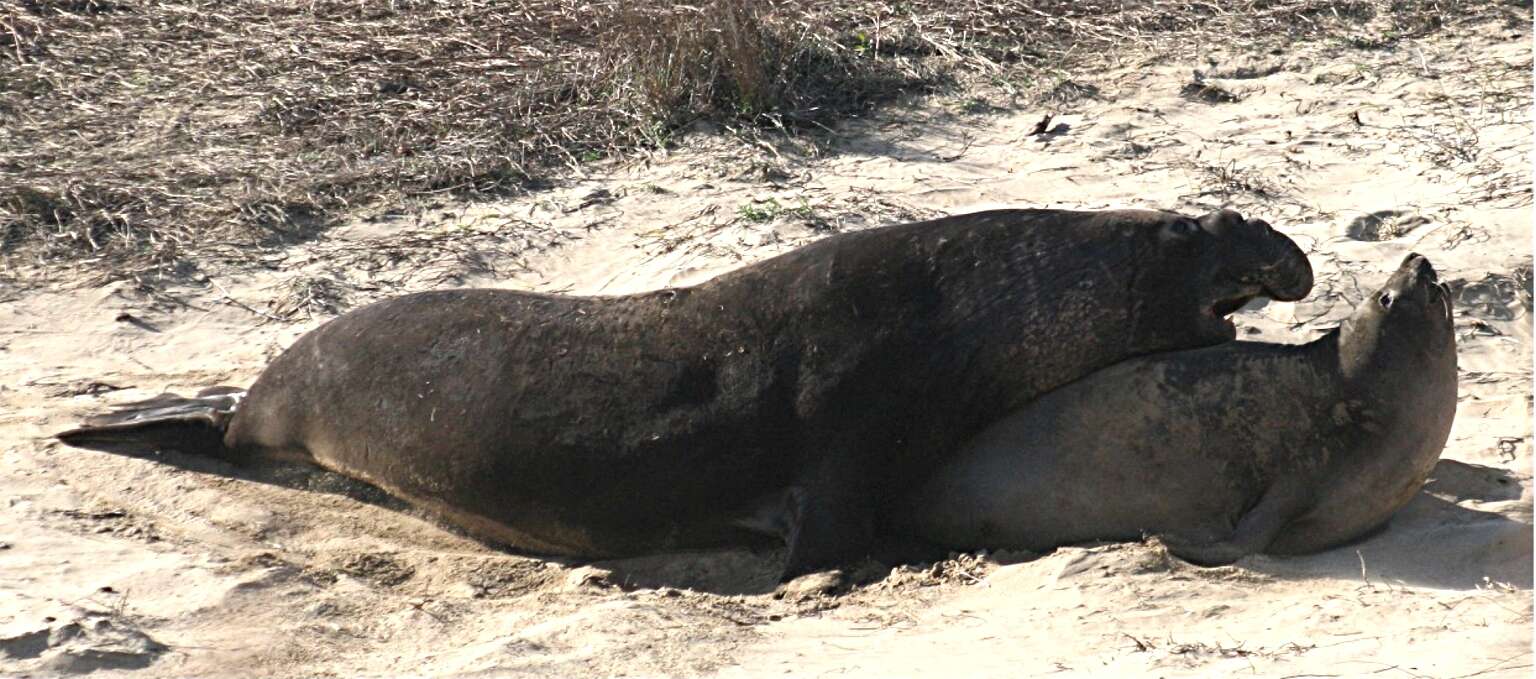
[906,253,1456,564]
[58,208,1312,578]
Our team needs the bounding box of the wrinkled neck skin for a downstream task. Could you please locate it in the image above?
[1335,315,1389,382]
[920,217,1148,413]
[701,210,1168,483]
[1325,314,1453,461]
[1125,255,1218,361]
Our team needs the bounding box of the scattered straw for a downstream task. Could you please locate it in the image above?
[0,0,1511,277]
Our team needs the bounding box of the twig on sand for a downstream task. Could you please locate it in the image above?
[208,278,283,323]
[1356,549,1371,588]
[1449,653,1534,679]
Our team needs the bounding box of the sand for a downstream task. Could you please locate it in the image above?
[2,16,1531,679]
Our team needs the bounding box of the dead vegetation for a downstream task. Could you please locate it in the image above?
[0,0,1514,276]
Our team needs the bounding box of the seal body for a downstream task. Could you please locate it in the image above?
[60,208,1313,576]
[906,254,1457,563]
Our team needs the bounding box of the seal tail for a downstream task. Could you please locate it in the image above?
[55,386,243,457]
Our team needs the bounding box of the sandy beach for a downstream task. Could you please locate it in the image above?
[2,10,1530,678]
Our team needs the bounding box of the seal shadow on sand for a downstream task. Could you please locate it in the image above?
[1238,459,1532,590]
[61,443,791,595]
[64,445,1529,594]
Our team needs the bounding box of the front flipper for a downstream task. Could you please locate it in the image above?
[778,480,877,580]
[735,480,879,581]
[1160,479,1310,566]
[1159,535,1252,566]
[733,435,889,581]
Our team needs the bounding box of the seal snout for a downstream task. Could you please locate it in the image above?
[1190,209,1314,340]
[1377,253,1455,322]
[1256,220,1315,302]
[1258,265,1313,303]
[1390,252,1442,295]
[1397,253,1455,320]
[1401,252,1438,284]
[1210,210,1314,303]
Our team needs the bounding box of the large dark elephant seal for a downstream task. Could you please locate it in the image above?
[58,208,1312,578]
[906,253,1456,564]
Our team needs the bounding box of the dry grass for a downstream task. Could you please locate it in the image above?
[0,0,1511,276]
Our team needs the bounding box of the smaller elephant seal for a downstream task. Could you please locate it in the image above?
[906,253,1457,564]
[57,208,1313,580]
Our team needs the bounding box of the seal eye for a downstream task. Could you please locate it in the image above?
[1378,293,1395,309]
[1161,218,1201,241]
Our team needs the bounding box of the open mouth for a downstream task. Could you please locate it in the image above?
[1211,294,1254,319]
[1420,278,1454,320]
[1207,292,1259,334]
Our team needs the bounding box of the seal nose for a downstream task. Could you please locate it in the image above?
[1197,209,1248,235]
[1257,220,1314,301]
[1401,252,1438,284]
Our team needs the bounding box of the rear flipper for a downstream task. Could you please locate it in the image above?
[1159,479,1309,566]
[55,387,244,458]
